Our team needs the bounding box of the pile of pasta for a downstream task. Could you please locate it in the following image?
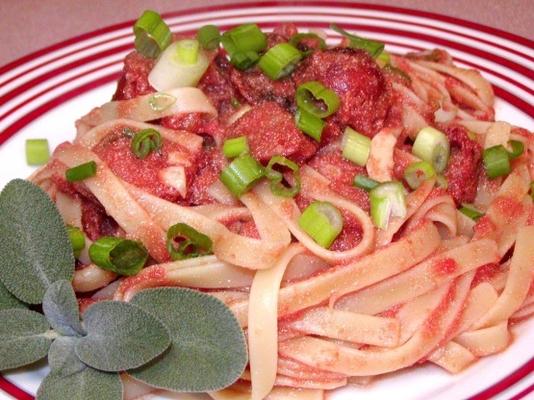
[30,51,534,400]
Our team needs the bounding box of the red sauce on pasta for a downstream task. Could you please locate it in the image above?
[433,258,458,276]
[473,215,497,238]
[493,195,524,222]
[93,128,197,203]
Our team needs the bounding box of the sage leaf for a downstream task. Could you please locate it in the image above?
[46,336,123,400]
[37,365,122,400]
[0,309,53,371]
[48,336,84,375]
[0,280,26,310]
[43,280,85,336]
[75,301,171,372]
[0,179,74,304]
[130,288,247,392]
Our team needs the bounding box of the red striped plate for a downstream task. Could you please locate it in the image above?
[0,3,532,400]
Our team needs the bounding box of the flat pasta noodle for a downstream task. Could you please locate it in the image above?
[80,88,217,127]
[248,244,304,400]
[76,118,203,154]
[333,238,498,313]
[279,274,473,376]
[428,341,476,373]
[473,226,534,329]
[455,322,511,357]
[284,307,400,347]
[73,264,117,293]
[231,221,441,327]
[240,369,347,390]
[276,358,347,382]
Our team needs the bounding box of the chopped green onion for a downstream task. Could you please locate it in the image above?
[222,24,267,54]
[376,51,391,68]
[298,201,343,248]
[404,161,436,190]
[221,24,267,69]
[369,182,407,229]
[353,175,379,191]
[66,161,97,182]
[295,108,325,141]
[459,204,484,221]
[148,40,210,91]
[229,50,260,70]
[508,140,524,159]
[342,127,371,167]
[412,126,450,173]
[66,226,85,258]
[483,145,511,179]
[258,43,302,80]
[265,155,301,198]
[166,223,213,261]
[148,92,176,111]
[89,236,148,276]
[330,24,385,58]
[223,136,249,158]
[197,25,221,50]
[175,39,199,64]
[131,128,162,159]
[436,175,449,189]
[296,81,340,118]
[133,10,172,59]
[220,154,265,197]
[289,33,327,55]
[25,139,50,166]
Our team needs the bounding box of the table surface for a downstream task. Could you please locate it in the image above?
[0,0,533,68]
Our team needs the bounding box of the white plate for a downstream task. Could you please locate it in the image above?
[0,3,533,400]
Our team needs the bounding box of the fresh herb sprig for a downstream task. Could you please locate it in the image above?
[0,179,247,399]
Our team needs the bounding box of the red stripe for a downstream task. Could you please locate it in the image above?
[0,377,33,400]
[0,34,132,88]
[493,87,534,118]
[0,60,121,122]
[469,358,534,399]
[509,383,534,400]
[0,73,120,146]
[1,1,531,78]
[0,45,131,105]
